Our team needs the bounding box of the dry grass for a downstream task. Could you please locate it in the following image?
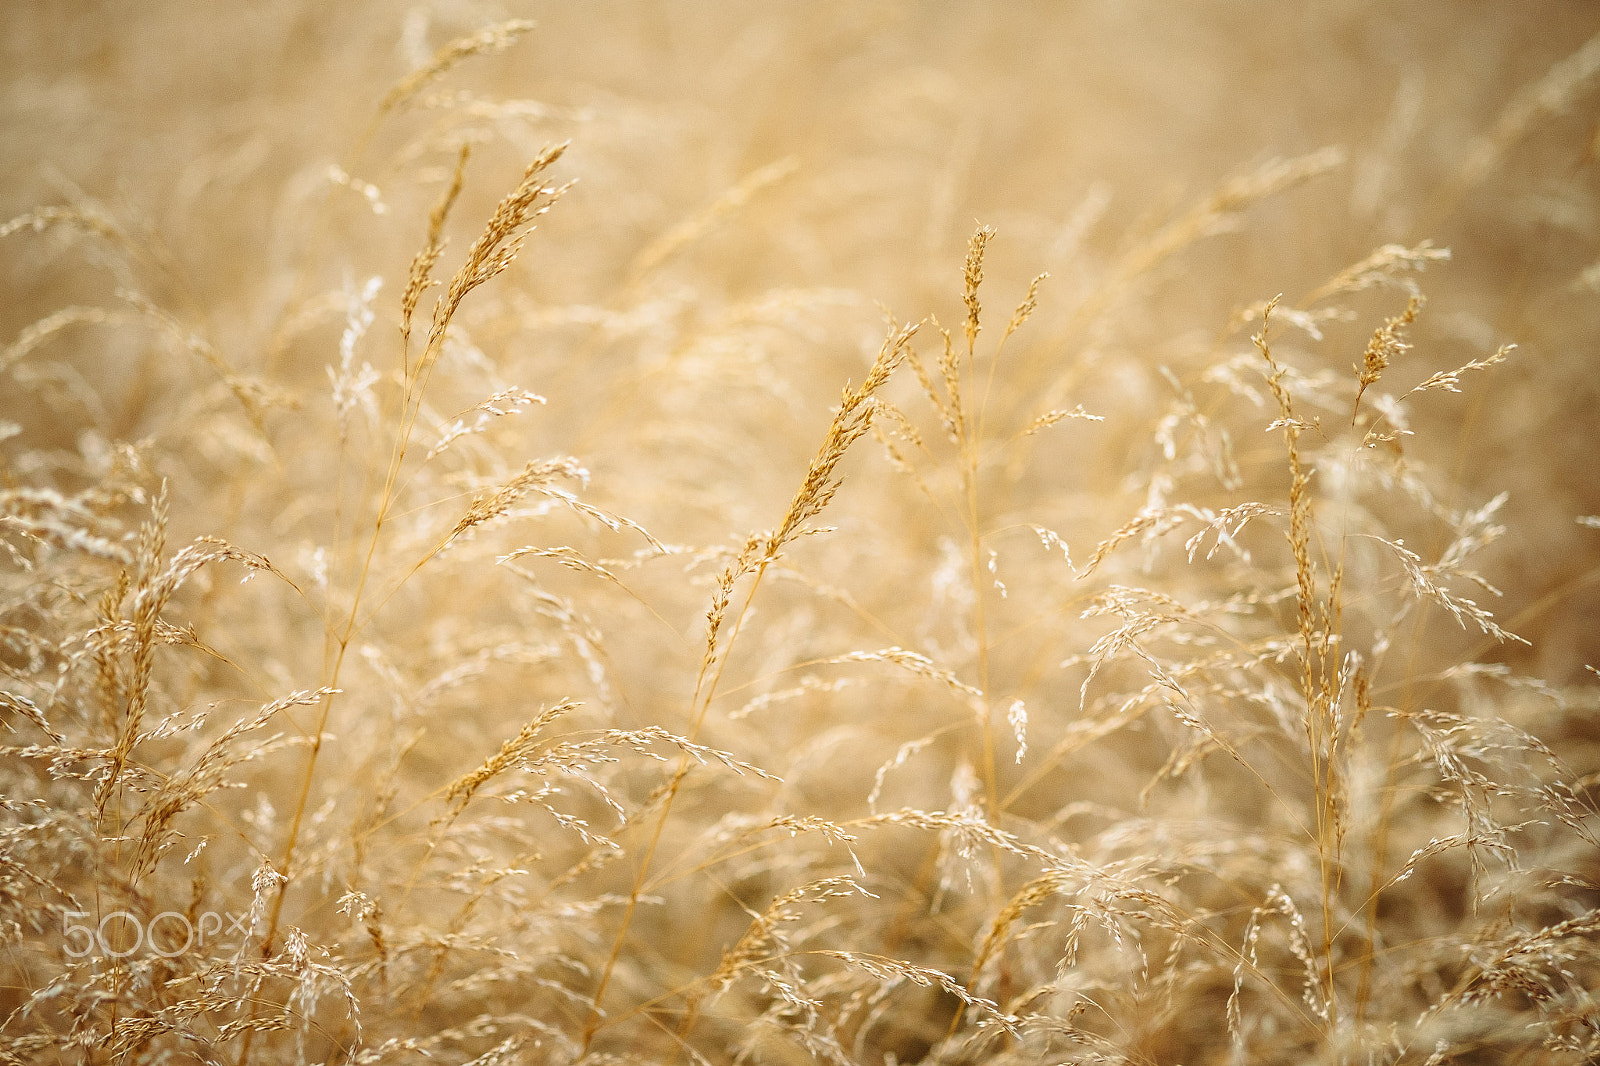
[3,3,1600,1064]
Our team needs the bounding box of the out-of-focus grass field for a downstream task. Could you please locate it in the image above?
[3,4,1599,1063]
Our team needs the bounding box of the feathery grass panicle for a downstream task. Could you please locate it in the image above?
[132,687,336,879]
[1106,148,1346,300]
[1,305,138,375]
[1353,293,1422,422]
[1409,343,1515,396]
[400,143,469,361]
[764,321,918,561]
[442,698,579,812]
[962,226,994,356]
[627,157,800,284]
[376,20,538,119]
[1304,241,1451,305]
[1001,272,1049,345]
[1457,27,1600,191]
[448,456,587,542]
[419,141,570,382]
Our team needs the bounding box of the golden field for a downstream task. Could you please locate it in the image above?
[3,3,1599,1063]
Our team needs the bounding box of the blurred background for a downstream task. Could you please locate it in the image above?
[5,2,1597,645]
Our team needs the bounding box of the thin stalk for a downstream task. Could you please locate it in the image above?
[582,558,771,1050]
